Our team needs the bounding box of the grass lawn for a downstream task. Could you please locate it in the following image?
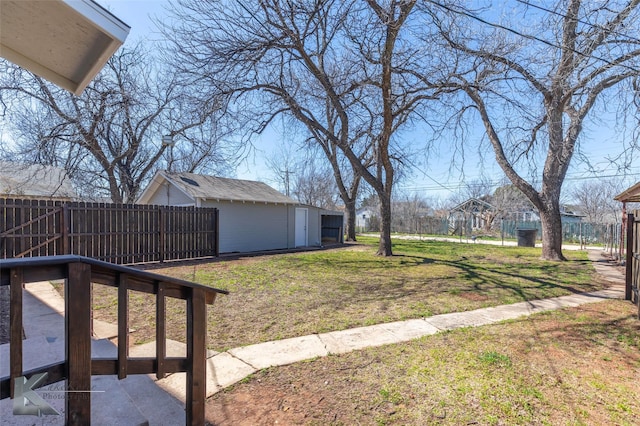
[81,237,637,425]
[205,300,640,425]
[89,236,607,351]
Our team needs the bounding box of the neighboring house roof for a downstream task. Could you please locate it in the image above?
[138,171,298,205]
[0,162,77,199]
[614,181,640,203]
[450,198,584,220]
[450,198,494,213]
[560,204,586,218]
[1,0,130,95]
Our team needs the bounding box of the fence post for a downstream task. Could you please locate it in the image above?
[61,203,70,255]
[159,207,165,263]
[626,213,634,301]
[16,199,24,257]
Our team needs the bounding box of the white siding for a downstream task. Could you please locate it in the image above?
[202,200,290,253]
[307,208,321,246]
[145,183,194,206]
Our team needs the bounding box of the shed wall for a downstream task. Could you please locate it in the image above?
[202,200,290,253]
[146,183,194,206]
[308,208,321,247]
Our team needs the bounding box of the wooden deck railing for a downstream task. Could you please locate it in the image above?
[0,255,228,425]
[626,212,640,319]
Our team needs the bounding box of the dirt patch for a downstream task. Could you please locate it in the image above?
[458,291,489,301]
[206,382,334,426]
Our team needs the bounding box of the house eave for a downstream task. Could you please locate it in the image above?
[614,181,640,203]
[201,197,297,206]
[1,0,130,95]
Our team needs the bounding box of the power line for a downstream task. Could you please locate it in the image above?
[516,0,640,45]
[421,172,456,193]
[400,170,640,193]
[425,0,640,74]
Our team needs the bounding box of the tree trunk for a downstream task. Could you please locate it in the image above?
[538,199,566,261]
[377,191,393,256]
[344,199,357,241]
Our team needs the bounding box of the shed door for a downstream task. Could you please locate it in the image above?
[295,208,308,247]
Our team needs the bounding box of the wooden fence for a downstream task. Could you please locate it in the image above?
[625,210,639,319]
[0,198,218,264]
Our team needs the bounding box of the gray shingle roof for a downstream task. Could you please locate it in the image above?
[0,161,77,199]
[164,172,297,204]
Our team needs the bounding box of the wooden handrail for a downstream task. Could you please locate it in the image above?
[0,255,227,425]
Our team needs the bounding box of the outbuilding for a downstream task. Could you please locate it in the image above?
[137,171,343,254]
[0,161,78,200]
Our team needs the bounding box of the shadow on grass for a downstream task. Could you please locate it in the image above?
[284,253,436,272]
[520,301,640,378]
[434,256,599,302]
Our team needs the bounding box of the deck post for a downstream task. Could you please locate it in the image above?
[156,282,166,379]
[9,267,23,398]
[626,213,634,301]
[186,286,207,425]
[65,261,92,425]
[117,273,129,379]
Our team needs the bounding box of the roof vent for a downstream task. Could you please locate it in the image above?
[180,176,200,187]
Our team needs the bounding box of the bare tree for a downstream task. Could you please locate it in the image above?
[448,177,495,206]
[266,145,340,209]
[265,145,299,197]
[0,45,235,202]
[428,0,640,260]
[292,157,340,210]
[571,178,625,223]
[490,183,535,223]
[392,192,431,234]
[164,0,439,255]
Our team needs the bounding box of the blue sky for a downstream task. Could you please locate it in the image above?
[95,1,640,201]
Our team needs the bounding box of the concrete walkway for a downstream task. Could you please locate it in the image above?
[1,249,626,425]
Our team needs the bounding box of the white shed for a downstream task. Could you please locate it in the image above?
[137,171,343,254]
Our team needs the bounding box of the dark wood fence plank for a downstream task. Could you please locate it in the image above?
[1,199,218,264]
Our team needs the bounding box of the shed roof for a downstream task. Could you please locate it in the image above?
[614,181,640,203]
[1,0,130,95]
[139,171,298,205]
[0,162,77,199]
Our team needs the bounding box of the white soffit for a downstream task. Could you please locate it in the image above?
[0,0,130,95]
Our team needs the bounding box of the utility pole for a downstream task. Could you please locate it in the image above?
[280,168,294,197]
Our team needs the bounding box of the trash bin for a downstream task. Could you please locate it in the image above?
[516,228,537,247]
